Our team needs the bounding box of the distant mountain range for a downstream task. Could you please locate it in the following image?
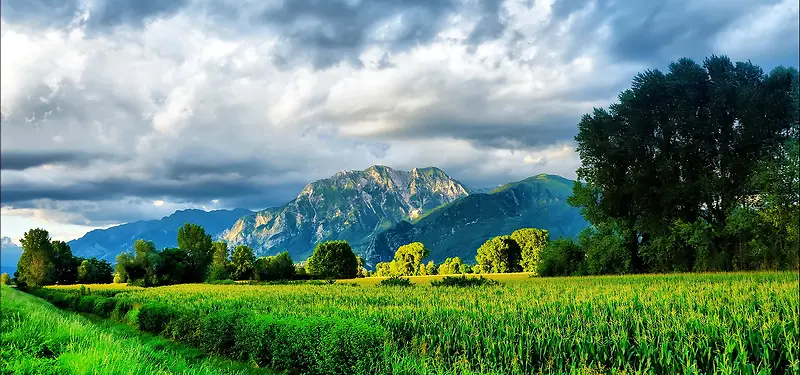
[66,166,588,267]
[221,166,471,261]
[1,236,23,276]
[67,208,252,262]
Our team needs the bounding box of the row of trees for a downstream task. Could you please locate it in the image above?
[556,55,799,276]
[13,228,113,287]
[373,228,551,277]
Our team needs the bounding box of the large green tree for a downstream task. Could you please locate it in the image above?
[208,241,231,281]
[17,228,55,287]
[511,228,549,274]
[475,235,522,273]
[570,56,797,272]
[51,240,78,284]
[231,245,256,280]
[306,240,358,279]
[177,223,213,282]
[77,258,113,284]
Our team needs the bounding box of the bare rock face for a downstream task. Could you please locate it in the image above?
[220,165,471,260]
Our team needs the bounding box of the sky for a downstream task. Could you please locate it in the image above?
[1,0,798,242]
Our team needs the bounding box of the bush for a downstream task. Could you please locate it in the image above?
[111,300,134,322]
[164,313,203,346]
[92,297,117,318]
[0,273,10,285]
[201,309,241,356]
[537,238,586,277]
[378,276,414,287]
[76,295,98,313]
[137,303,175,333]
[430,275,499,287]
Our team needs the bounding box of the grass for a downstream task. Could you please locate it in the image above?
[0,285,276,375]
[25,272,800,374]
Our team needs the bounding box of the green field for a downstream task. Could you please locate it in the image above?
[0,285,273,375]
[13,272,800,374]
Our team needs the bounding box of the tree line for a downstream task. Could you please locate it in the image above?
[555,55,799,276]
[10,223,371,288]
[373,228,550,276]
[11,228,113,288]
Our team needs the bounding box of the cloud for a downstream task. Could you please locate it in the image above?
[1,0,797,231]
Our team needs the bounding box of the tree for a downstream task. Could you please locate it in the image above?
[114,253,134,283]
[208,241,231,281]
[51,240,78,284]
[392,242,430,276]
[537,238,586,277]
[511,228,549,274]
[1,273,10,285]
[156,248,188,285]
[306,240,358,279]
[374,262,392,277]
[177,223,213,282]
[255,251,295,281]
[17,228,55,287]
[570,56,797,272]
[356,255,368,278]
[231,245,256,280]
[133,240,161,286]
[438,257,465,275]
[77,258,113,284]
[475,236,522,273]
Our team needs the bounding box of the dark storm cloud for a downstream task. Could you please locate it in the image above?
[0,150,113,170]
[1,0,190,31]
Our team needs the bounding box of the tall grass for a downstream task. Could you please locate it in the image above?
[33,272,800,374]
[0,285,273,375]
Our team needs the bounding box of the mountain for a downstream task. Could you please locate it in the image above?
[1,236,23,276]
[221,165,471,260]
[363,174,587,265]
[68,208,253,262]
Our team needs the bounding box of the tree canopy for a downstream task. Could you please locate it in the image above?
[306,240,358,279]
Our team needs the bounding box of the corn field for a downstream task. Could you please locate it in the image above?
[37,272,799,375]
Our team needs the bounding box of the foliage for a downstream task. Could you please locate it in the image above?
[510,228,549,274]
[51,241,78,285]
[76,258,113,284]
[156,247,189,285]
[570,56,798,273]
[306,240,358,279]
[430,275,499,287]
[230,245,256,280]
[177,223,214,283]
[254,251,296,281]
[537,238,586,277]
[378,276,414,287]
[0,273,10,285]
[17,228,55,287]
[437,257,466,275]
[475,235,522,273]
[207,241,231,281]
[580,226,631,275]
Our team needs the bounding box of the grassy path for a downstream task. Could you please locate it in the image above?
[0,285,277,375]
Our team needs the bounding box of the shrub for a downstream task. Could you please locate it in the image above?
[430,275,499,287]
[200,309,241,356]
[0,273,10,285]
[378,276,414,287]
[92,297,117,318]
[111,300,134,322]
[537,238,586,277]
[76,295,98,313]
[137,303,175,333]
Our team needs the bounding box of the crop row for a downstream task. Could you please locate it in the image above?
[36,272,800,375]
